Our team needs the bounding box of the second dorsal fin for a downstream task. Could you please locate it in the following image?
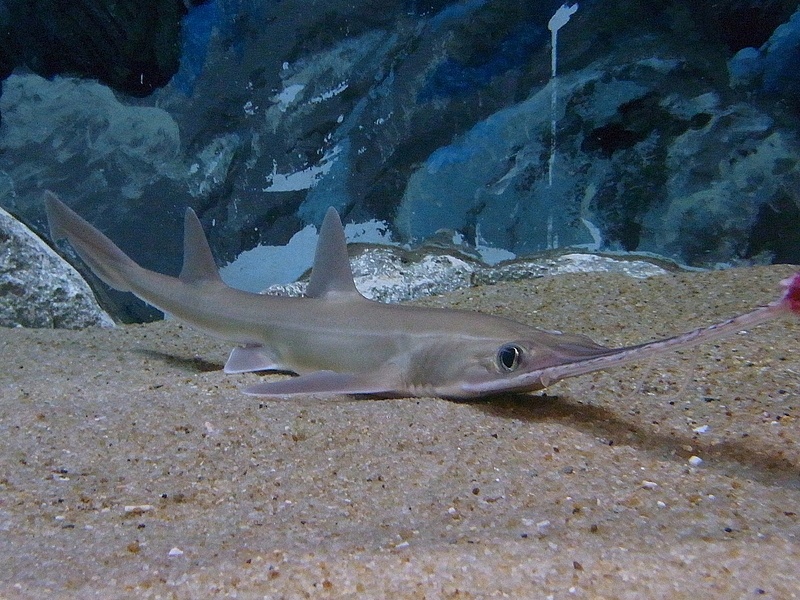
[306,207,362,299]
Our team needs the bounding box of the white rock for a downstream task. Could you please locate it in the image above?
[265,248,670,304]
[536,520,551,534]
[123,505,154,513]
[0,206,114,328]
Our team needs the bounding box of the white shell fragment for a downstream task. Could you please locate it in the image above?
[123,504,154,513]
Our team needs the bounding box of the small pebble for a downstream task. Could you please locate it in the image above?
[688,456,703,467]
[692,425,709,434]
[641,480,658,490]
[168,547,184,557]
[124,505,154,513]
[536,520,551,535]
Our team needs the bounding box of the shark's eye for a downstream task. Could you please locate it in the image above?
[497,344,522,372]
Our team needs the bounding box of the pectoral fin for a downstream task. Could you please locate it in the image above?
[242,370,395,398]
[224,345,291,373]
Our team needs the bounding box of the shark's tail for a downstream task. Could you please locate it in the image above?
[45,191,141,292]
[45,191,224,297]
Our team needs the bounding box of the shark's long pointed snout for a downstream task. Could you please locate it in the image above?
[461,273,800,396]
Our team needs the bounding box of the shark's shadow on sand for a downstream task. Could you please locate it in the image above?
[135,348,224,373]
[471,392,800,492]
[132,344,799,491]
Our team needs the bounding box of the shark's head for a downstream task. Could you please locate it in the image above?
[404,330,616,399]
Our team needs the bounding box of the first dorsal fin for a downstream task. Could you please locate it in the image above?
[306,207,362,299]
[179,208,223,284]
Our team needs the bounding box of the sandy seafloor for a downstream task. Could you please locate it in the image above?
[1,265,799,599]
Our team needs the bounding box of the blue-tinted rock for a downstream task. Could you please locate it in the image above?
[728,47,762,88]
[2,0,800,323]
[726,6,800,103]
[761,7,800,101]
[1,0,187,96]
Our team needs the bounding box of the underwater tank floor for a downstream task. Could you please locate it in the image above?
[1,266,799,598]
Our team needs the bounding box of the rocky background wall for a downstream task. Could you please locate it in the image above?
[1,0,799,322]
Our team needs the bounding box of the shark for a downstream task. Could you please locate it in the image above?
[44,191,800,400]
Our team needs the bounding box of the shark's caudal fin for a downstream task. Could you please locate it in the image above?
[305,206,362,299]
[46,191,224,293]
[45,191,141,292]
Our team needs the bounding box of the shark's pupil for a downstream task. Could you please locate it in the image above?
[497,344,521,372]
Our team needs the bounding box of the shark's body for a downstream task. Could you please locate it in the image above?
[45,192,800,399]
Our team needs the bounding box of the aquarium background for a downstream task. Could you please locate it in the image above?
[1,0,799,322]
